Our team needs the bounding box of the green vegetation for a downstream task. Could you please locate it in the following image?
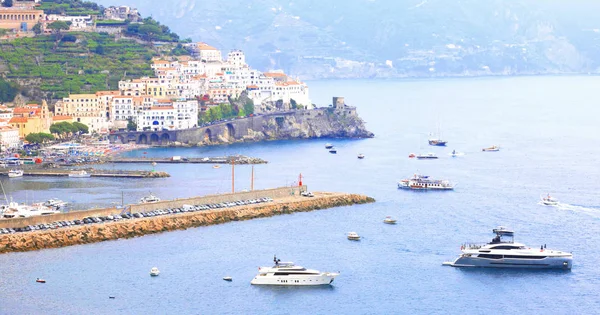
[126,118,137,131]
[0,78,19,102]
[124,17,180,42]
[25,132,55,144]
[50,121,88,139]
[38,0,102,16]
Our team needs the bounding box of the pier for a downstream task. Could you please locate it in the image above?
[0,169,170,178]
[105,155,267,165]
[0,187,375,253]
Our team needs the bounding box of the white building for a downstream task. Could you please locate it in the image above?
[54,93,111,133]
[135,98,198,131]
[46,14,93,29]
[0,125,20,149]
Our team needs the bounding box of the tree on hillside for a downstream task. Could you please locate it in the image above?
[50,121,81,139]
[0,78,19,102]
[2,0,13,8]
[25,132,54,144]
[244,99,254,115]
[48,21,71,49]
[72,122,89,134]
[32,22,42,35]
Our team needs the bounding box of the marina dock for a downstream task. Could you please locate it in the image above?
[0,187,374,253]
[105,155,267,164]
[0,169,169,178]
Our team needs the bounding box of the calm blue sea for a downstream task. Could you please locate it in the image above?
[2,76,600,314]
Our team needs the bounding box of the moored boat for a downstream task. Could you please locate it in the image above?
[482,145,500,152]
[347,232,361,240]
[140,194,161,204]
[445,227,573,269]
[251,256,339,286]
[325,143,333,149]
[383,216,397,224]
[428,139,447,146]
[357,153,365,159]
[329,148,337,154]
[416,153,438,159]
[397,174,454,190]
[8,169,23,178]
[69,170,91,178]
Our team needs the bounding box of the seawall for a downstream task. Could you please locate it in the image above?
[0,192,374,254]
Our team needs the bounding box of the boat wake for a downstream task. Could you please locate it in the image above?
[540,202,600,217]
[448,152,465,157]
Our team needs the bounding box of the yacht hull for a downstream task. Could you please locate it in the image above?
[451,255,572,269]
[251,273,338,286]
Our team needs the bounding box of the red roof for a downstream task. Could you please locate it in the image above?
[9,117,28,123]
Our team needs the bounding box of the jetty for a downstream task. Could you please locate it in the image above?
[105,155,267,164]
[0,169,169,178]
[0,187,374,254]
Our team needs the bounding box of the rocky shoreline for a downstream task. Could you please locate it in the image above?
[0,193,374,254]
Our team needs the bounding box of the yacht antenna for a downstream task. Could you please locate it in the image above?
[231,157,235,193]
[0,179,9,204]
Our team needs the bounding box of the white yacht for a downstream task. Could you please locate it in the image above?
[140,194,161,204]
[251,256,339,286]
[397,174,454,190]
[416,153,438,159]
[1,202,60,218]
[383,216,397,224]
[347,232,361,240]
[8,169,23,178]
[445,227,573,269]
[150,267,160,276]
[43,198,68,209]
[69,170,91,178]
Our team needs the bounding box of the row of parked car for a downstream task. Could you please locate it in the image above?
[0,197,275,235]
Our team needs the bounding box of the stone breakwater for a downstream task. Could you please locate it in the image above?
[0,193,374,254]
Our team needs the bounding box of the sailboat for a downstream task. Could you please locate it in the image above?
[428,121,447,146]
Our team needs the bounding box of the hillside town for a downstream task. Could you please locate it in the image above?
[0,0,312,149]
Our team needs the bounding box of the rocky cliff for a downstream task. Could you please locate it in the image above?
[0,193,374,254]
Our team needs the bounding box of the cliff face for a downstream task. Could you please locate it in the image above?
[239,108,374,144]
[0,193,374,254]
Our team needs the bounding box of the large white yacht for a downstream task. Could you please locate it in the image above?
[446,227,573,269]
[1,201,60,218]
[398,174,454,190]
[251,256,339,286]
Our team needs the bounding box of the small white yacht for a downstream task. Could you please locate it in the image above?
[325,143,333,149]
[150,267,160,276]
[69,170,91,178]
[416,153,438,159]
[140,194,161,204]
[445,227,573,269]
[43,198,68,209]
[251,256,339,286]
[541,194,559,206]
[482,145,500,152]
[1,202,60,218]
[357,153,365,159]
[383,216,397,224]
[8,169,23,178]
[347,232,361,240]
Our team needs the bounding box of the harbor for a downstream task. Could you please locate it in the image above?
[0,188,374,253]
[0,168,170,178]
[105,155,268,164]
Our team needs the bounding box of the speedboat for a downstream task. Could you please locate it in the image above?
[357,153,365,159]
[213,165,221,169]
[408,153,416,158]
[69,170,91,178]
[541,194,559,206]
[8,169,23,178]
[416,153,438,159]
[223,276,233,281]
[36,278,46,283]
[383,216,397,224]
[482,145,500,152]
[347,232,360,240]
[140,194,161,204]
[329,148,337,154]
[251,256,339,286]
[150,267,160,276]
[325,143,333,149]
[428,139,447,146]
[444,227,573,269]
[398,174,454,190]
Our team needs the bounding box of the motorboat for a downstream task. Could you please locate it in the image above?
[150,267,160,276]
[329,148,337,154]
[357,153,365,159]
[8,169,23,178]
[383,216,397,224]
[449,150,464,157]
[223,276,233,281]
[482,145,500,152]
[397,174,454,190]
[416,153,438,159]
[36,278,46,283]
[408,153,416,158]
[250,256,339,286]
[428,139,447,146]
[69,170,91,178]
[43,198,68,209]
[444,227,573,269]
[347,232,361,240]
[325,143,334,149]
[213,165,221,169]
[541,194,559,206]
[140,194,161,204]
